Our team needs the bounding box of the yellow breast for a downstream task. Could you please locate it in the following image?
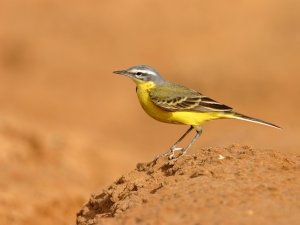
[136,82,222,126]
[136,82,174,123]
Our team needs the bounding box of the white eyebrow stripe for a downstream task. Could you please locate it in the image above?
[130,69,157,76]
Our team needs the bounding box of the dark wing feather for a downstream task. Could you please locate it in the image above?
[149,82,232,112]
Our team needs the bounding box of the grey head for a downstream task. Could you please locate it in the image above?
[113,65,165,85]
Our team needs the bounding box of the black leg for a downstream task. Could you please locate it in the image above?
[155,126,193,160]
[170,126,193,148]
[170,129,203,160]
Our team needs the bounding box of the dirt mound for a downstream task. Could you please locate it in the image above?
[77,145,300,225]
[1,1,300,224]
[0,115,131,225]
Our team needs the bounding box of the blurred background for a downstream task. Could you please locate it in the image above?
[0,0,299,224]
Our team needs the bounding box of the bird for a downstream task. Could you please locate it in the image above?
[113,65,280,160]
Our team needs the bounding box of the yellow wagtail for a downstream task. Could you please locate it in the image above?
[113,65,280,160]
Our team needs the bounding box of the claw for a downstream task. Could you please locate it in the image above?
[154,146,183,161]
[171,147,183,151]
[168,154,174,160]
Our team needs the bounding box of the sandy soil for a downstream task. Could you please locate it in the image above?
[77,145,300,225]
[0,1,300,225]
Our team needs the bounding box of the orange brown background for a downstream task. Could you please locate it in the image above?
[0,1,299,224]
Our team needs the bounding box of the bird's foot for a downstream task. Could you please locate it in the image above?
[153,146,183,162]
[168,148,191,161]
[167,147,183,160]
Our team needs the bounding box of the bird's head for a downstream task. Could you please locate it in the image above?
[113,65,164,85]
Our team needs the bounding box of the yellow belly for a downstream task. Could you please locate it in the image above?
[136,82,222,126]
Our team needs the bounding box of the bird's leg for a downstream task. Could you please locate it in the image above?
[155,126,193,160]
[170,129,203,160]
[168,126,194,159]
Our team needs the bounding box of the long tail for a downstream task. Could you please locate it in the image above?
[226,112,281,129]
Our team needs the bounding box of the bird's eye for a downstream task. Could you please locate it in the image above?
[136,72,142,76]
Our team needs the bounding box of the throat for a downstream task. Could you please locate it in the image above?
[135,81,174,124]
[136,81,156,106]
[136,81,156,92]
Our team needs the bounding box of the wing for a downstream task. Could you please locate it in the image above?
[149,82,233,112]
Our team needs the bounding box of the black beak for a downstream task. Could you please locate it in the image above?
[113,70,128,75]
